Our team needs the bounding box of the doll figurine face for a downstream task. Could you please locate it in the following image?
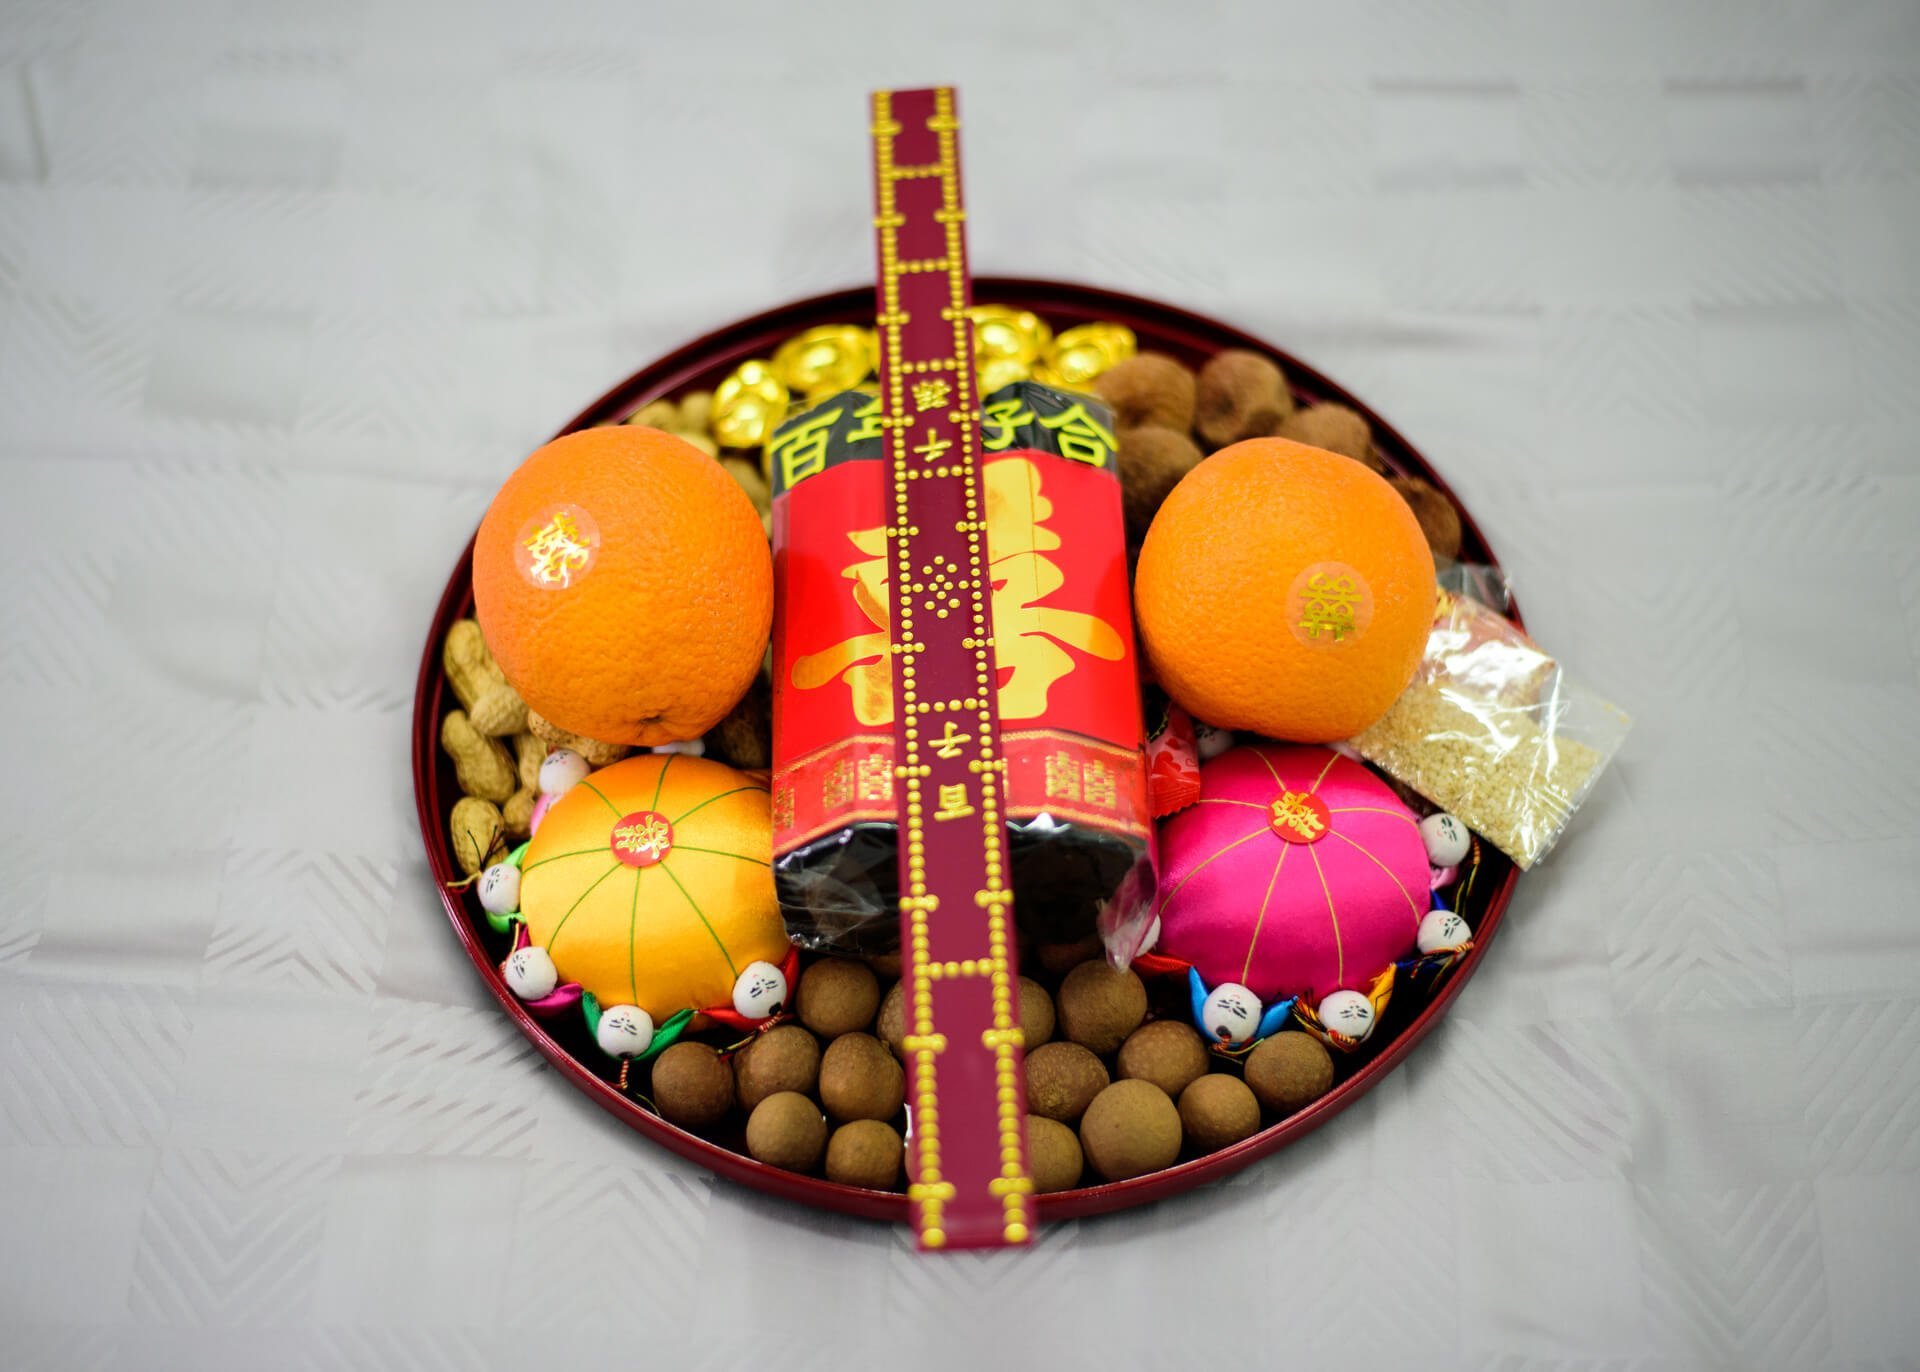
[1200,981,1262,1046]
[595,1003,655,1058]
[1418,812,1470,868]
[1317,988,1377,1043]
[731,961,788,1020]
[1192,721,1234,761]
[477,862,521,915]
[503,945,558,1000]
[538,748,590,797]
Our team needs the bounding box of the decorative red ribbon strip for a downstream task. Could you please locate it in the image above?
[869,86,1032,1250]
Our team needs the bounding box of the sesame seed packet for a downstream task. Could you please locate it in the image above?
[1347,580,1631,869]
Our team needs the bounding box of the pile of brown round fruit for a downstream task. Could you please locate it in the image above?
[642,944,1340,1192]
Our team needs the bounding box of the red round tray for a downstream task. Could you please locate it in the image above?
[413,278,1522,1222]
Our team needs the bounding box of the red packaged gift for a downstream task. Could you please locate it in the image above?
[769,380,1150,952]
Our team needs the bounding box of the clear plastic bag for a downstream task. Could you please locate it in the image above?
[1348,580,1630,869]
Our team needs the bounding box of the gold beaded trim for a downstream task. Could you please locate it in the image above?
[871,88,1030,1249]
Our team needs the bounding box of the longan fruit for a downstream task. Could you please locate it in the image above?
[733,1024,821,1112]
[1079,1079,1182,1182]
[1094,352,1197,432]
[1243,1032,1335,1115]
[1116,425,1205,535]
[818,1032,905,1122]
[1025,1041,1110,1122]
[1034,936,1104,976]
[1024,1115,1084,1194]
[794,957,880,1038]
[1116,1020,1210,1100]
[1195,350,1292,448]
[875,980,906,1059]
[1178,1073,1261,1152]
[650,1042,734,1130]
[745,1091,827,1172]
[1018,975,1056,1048]
[826,1119,903,1189]
[1388,475,1463,563]
[1278,402,1377,469]
[1056,961,1147,1055]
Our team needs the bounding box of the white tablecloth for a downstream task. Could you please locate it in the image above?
[4,1,1917,1365]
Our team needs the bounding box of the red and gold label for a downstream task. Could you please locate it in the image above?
[772,435,1147,854]
[609,810,674,867]
[1268,790,1332,844]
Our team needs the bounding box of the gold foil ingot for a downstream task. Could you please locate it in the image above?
[772,325,874,401]
[1044,322,1137,388]
[713,359,789,450]
[976,356,1030,397]
[969,305,1051,371]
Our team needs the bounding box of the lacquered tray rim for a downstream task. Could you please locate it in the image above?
[411,277,1523,1225]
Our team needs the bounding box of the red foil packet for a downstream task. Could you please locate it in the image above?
[770,382,1150,951]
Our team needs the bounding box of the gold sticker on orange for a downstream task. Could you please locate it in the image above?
[1287,561,1373,647]
[515,504,600,591]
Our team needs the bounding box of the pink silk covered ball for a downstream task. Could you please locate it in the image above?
[1154,743,1430,1003]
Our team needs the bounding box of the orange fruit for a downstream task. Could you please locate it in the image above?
[519,754,785,1018]
[1134,437,1436,743]
[474,426,771,746]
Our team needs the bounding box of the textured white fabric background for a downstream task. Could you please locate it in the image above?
[3,0,1918,1366]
